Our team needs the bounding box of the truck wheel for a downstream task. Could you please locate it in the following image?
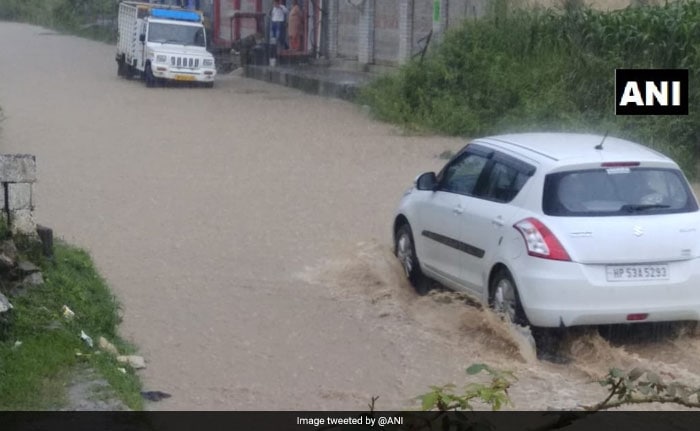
[124,64,134,80]
[117,58,125,77]
[144,64,156,88]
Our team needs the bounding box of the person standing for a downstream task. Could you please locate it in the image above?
[288,0,304,51]
[270,0,288,48]
[270,0,286,43]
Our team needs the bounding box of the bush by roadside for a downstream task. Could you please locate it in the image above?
[359,0,700,177]
[0,232,143,410]
[0,0,117,42]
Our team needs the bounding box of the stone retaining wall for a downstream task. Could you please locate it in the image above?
[0,155,36,235]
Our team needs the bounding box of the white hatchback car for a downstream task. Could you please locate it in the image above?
[393,133,700,328]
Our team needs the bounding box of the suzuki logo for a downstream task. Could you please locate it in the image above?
[633,225,644,237]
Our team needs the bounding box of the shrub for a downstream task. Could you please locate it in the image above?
[359,0,700,177]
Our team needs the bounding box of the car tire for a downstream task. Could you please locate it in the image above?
[490,269,569,362]
[395,223,431,296]
[144,64,156,88]
[203,82,214,89]
[490,268,529,327]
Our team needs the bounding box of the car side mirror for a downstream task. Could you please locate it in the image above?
[416,172,438,191]
[139,34,146,42]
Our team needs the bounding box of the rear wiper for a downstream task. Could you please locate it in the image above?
[621,204,670,212]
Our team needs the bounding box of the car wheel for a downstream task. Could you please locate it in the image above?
[490,268,529,327]
[144,64,156,87]
[395,223,430,296]
[203,82,214,89]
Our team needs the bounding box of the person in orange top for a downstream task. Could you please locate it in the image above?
[288,0,304,51]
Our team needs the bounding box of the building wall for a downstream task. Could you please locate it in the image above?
[217,0,235,43]
[447,0,490,28]
[412,0,433,56]
[329,0,650,66]
[373,0,399,64]
[239,0,259,38]
[337,0,359,59]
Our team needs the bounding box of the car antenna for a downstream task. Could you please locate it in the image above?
[595,131,608,150]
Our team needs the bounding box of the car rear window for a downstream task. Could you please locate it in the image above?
[543,167,698,216]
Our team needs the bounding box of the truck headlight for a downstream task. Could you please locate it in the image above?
[156,55,167,63]
[202,59,214,67]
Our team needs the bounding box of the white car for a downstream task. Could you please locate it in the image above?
[393,133,700,328]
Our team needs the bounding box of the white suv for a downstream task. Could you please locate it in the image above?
[394,133,700,328]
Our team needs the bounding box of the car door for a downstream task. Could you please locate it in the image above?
[413,147,491,287]
[454,153,534,295]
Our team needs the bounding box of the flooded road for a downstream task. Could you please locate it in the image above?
[0,22,698,410]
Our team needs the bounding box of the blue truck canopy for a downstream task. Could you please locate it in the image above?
[150,9,201,22]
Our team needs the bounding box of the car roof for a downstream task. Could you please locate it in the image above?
[472,133,673,167]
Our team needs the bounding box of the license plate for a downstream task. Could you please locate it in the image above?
[175,74,195,81]
[606,264,669,281]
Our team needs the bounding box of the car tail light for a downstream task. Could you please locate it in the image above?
[514,218,571,261]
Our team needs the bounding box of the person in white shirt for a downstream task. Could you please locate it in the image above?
[270,0,288,47]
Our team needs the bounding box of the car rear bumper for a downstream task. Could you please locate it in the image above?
[511,257,700,327]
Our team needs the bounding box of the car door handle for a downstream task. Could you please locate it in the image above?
[492,216,504,227]
[453,205,465,215]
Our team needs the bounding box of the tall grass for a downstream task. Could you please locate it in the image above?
[360,0,700,176]
[0,0,118,42]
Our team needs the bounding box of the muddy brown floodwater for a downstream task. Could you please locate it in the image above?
[1,22,699,411]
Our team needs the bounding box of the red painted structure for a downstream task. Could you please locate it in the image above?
[206,0,320,58]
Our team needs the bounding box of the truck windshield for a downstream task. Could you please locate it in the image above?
[148,23,205,47]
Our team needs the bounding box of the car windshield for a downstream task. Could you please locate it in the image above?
[543,167,698,216]
[148,23,205,47]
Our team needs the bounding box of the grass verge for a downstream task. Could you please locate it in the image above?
[0,239,142,410]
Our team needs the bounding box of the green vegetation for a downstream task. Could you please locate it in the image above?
[0,0,117,42]
[0,238,142,410]
[360,0,700,177]
[419,363,516,411]
[587,366,700,410]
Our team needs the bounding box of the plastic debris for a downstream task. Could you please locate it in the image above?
[98,336,119,356]
[117,355,146,369]
[0,293,12,313]
[118,368,127,374]
[62,305,75,320]
[80,330,93,348]
[12,341,22,349]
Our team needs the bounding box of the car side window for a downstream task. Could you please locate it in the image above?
[479,161,529,203]
[439,152,489,195]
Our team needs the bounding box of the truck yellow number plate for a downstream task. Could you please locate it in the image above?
[175,75,195,81]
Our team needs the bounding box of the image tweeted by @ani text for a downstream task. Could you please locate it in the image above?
[297,415,404,427]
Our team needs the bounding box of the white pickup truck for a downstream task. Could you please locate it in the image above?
[116,1,217,87]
